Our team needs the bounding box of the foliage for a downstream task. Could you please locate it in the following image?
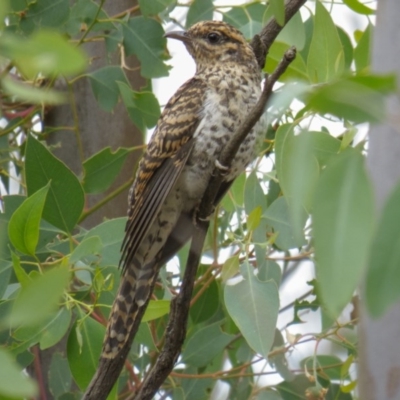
[0,0,394,399]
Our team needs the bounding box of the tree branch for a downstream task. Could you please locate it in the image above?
[85,0,305,398]
[133,48,297,400]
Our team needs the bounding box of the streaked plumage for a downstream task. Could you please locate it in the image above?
[102,20,266,358]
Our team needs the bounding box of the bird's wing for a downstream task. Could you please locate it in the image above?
[120,77,207,273]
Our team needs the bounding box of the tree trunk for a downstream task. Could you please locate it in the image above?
[29,2,144,398]
[46,1,144,229]
[360,1,400,399]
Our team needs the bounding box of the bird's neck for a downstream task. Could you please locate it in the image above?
[196,61,261,87]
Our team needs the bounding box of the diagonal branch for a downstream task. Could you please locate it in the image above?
[133,47,297,400]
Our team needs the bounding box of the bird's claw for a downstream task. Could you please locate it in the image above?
[193,206,215,225]
[215,159,229,175]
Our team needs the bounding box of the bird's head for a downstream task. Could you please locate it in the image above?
[165,21,258,72]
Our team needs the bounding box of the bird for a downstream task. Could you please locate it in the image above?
[101,20,267,359]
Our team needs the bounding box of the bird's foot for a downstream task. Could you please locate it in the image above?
[215,159,230,176]
[193,206,215,225]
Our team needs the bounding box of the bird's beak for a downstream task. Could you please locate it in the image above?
[164,30,191,44]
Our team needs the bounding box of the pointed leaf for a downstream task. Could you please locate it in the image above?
[186,0,214,27]
[182,322,234,367]
[265,41,308,82]
[354,24,372,72]
[122,16,169,78]
[343,0,374,15]
[84,217,126,267]
[269,0,285,26]
[224,261,279,358]
[118,82,161,132]
[276,127,319,242]
[83,147,131,194]
[25,135,84,233]
[307,2,344,82]
[70,236,102,264]
[11,251,31,288]
[87,66,129,112]
[8,184,49,256]
[313,149,374,317]
[264,197,307,251]
[67,316,104,390]
[223,3,267,40]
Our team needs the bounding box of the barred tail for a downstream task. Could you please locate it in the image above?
[102,261,156,358]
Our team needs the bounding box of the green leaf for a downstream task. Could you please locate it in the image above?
[19,0,70,34]
[268,0,285,26]
[118,82,161,132]
[276,375,310,400]
[313,149,374,317]
[49,352,72,398]
[0,30,87,78]
[224,261,279,358]
[337,27,354,70]
[186,0,214,28]
[264,197,307,251]
[221,172,245,212]
[13,307,72,350]
[8,184,49,256]
[182,322,234,367]
[307,131,341,167]
[11,251,31,288]
[223,3,267,40]
[70,236,102,264]
[221,255,240,282]
[7,266,70,328]
[0,347,37,398]
[25,135,85,233]
[275,126,319,242]
[0,260,13,299]
[139,0,176,17]
[264,41,308,82]
[122,16,169,78]
[343,0,374,15]
[247,206,262,231]
[190,280,219,323]
[87,66,129,112]
[301,355,343,380]
[1,75,65,105]
[276,11,305,51]
[82,147,131,194]
[366,180,400,317]
[142,300,170,322]
[307,74,395,123]
[307,1,344,82]
[84,218,126,267]
[67,316,104,390]
[65,0,114,37]
[354,24,372,73]
[244,172,267,215]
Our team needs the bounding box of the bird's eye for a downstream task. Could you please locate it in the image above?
[207,32,221,44]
